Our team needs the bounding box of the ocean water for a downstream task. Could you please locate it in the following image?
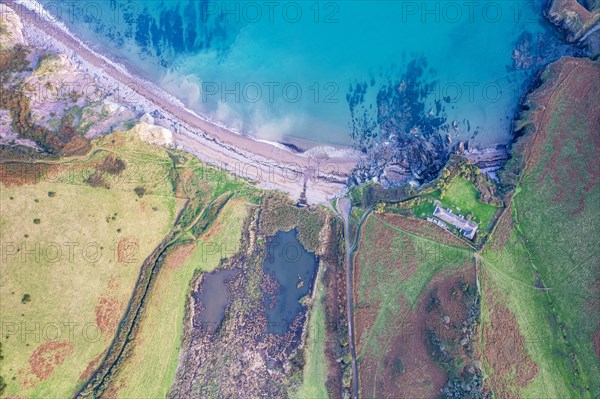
[37,0,562,147]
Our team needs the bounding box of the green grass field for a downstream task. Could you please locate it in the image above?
[355,214,473,363]
[411,198,436,219]
[436,177,500,228]
[479,179,599,397]
[479,175,600,397]
[292,265,328,399]
[0,169,177,397]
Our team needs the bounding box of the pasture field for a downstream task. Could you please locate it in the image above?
[353,213,475,398]
[478,57,600,398]
[0,129,180,398]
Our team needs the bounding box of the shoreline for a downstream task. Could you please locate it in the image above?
[7,0,358,205]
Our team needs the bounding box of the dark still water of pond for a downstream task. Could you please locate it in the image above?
[263,229,319,335]
[193,268,240,334]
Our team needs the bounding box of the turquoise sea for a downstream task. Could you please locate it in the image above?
[39,0,568,146]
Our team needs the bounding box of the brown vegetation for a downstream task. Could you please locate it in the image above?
[116,237,140,264]
[164,243,196,271]
[518,58,599,184]
[0,162,50,186]
[259,193,327,254]
[594,329,600,361]
[481,290,538,399]
[28,341,74,381]
[98,154,126,175]
[79,351,105,382]
[356,264,481,399]
[102,379,126,399]
[85,171,108,189]
[95,297,125,337]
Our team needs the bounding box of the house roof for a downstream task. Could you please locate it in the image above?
[433,206,478,239]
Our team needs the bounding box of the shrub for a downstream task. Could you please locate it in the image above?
[0,375,6,396]
[123,120,136,130]
[392,357,404,375]
[134,186,146,198]
[99,154,126,175]
[85,172,108,188]
[427,294,441,312]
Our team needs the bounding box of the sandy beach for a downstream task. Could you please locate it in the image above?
[5,0,358,204]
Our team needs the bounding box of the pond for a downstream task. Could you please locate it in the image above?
[263,229,319,335]
[192,268,240,334]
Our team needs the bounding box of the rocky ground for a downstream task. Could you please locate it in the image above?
[0,5,154,155]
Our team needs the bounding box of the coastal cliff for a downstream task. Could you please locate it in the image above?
[500,55,600,192]
[481,55,600,398]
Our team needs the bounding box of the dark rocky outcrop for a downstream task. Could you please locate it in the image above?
[545,0,600,57]
[458,143,510,179]
[351,136,448,188]
[511,30,584,71]
[347,58,452,188]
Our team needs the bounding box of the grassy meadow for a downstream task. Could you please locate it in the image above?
[292,264,329,399]
[0,130,179,398]
[410,176,501,226]
[436,177,500,228]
